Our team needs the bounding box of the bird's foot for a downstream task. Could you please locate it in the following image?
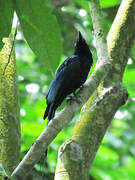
[73,91,82,99]
[67,95,81,104]
[79,85,84,91]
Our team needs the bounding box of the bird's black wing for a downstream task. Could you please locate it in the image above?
[44,55,81,121]
[47,55,81,105]
[46,56,77,99]
[56,55,78,76]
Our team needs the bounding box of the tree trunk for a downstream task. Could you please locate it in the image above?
[0,37,20,178]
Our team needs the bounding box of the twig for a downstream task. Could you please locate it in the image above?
[3,22,18,75]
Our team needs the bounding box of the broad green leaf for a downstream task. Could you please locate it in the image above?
[0,163,8,178]
[74,0,89,11]
[14,0,62,73]
[0,0,14,50]
[123,69,135,97]
[100,0,121,8]
[123,69,135,84]
[75,0,121,11]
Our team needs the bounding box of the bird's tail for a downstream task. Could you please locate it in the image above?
[43,103,55,122]
[43,104,50,120]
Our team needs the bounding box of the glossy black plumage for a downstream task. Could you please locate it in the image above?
[43,32,93,122]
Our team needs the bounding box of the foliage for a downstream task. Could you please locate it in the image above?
[0,0,14,50]
[1,0,135,179]
[14,0,62,73]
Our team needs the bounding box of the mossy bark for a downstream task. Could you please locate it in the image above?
[55,86,128,180]
[0,38,20,178]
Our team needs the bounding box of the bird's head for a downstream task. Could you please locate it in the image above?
[74,32,92,62]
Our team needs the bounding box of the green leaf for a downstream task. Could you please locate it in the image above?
[75,0,121,12]
[0,0,14,50]
[0,163,8,177]
[100,0,121,8]
[14,0,62,73]
[74,0,89,11]
[123,68,135,97]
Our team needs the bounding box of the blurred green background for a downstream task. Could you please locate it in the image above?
[14,0,135,179]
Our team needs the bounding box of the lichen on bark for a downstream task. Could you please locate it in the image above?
[55,86,128,180]
[0,38,20,176]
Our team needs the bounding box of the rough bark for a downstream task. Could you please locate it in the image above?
[54,86,128,180]
[54,0,135,180]
[0,38,20,178]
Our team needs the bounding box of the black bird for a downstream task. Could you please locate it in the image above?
[43,32,93,122]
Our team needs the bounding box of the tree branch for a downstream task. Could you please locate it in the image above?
[89,0,110,65]
[55,86,128,180]
[3,24,18,75]
[107,0,135,83]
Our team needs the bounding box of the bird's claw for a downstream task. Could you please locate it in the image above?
[79,85,84,91]
[67,95,81,104]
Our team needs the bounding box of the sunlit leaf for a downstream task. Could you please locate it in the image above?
[14,0,62,73]
[123,68,135,97]
[100,0,121,8]
[0,0,14,50]
[75,0,121,11]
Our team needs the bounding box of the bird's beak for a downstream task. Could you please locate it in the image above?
[78,31,84,43]
[74,31,84,48]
